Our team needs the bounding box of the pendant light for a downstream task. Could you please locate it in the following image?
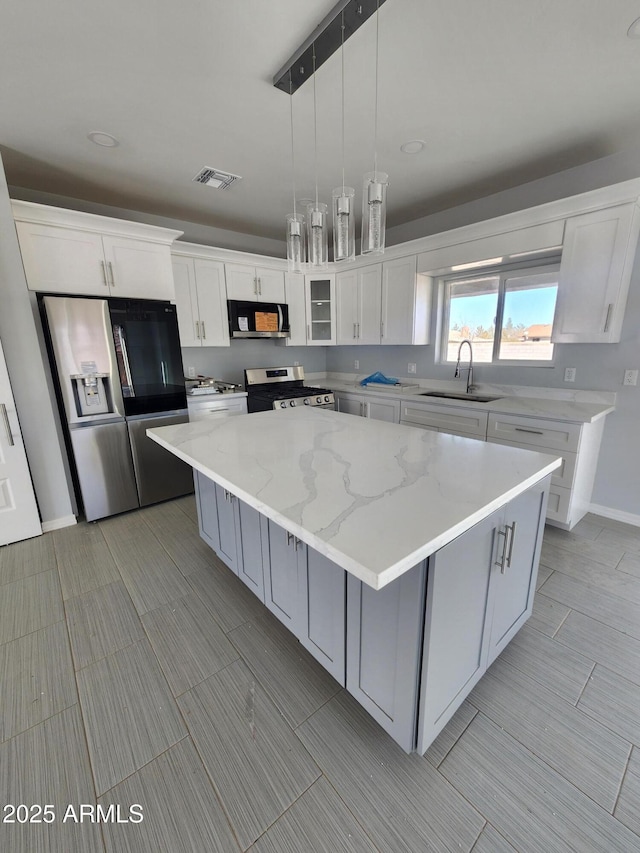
[332,11,355,262]
[286,71,305,272]
[307,43,329,269]
[361,0,388,255]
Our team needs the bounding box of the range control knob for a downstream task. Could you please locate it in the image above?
[279,401,287,409]
[303,397,311,405]
[324,395,330,403]
[289,399,296,407]
[316,396,322,404]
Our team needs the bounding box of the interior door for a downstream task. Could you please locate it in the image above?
[0,338,42,545]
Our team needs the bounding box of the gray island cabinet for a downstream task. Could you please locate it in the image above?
[148,408,558,754]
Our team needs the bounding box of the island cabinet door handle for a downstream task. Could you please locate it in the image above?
[514,427,544,435]
[505,521,517,568]
[286,531,295,548]
[603,303,613,332]
[494,527,508,573]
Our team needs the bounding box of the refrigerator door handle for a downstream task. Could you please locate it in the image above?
[113,324,135,397]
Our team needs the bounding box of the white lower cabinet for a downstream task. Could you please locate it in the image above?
[187,395,247,421]
[400,400,488,438]
[194,471,547,753]
[335,391,400,423]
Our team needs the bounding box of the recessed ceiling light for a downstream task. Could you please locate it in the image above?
[400,139,425,155]
[87,131,120,148]
[627,16,640,38]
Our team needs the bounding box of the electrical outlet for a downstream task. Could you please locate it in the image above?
[623,369,638,386]
[564,367,576,382]
[354,360,359,370]
[293,361,300,366]
[187,366,196,378]
[408,363,417,374]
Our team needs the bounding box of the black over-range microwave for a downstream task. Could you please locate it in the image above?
[227,300,290,339]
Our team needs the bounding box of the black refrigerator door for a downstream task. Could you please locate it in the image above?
[109,298,187,416]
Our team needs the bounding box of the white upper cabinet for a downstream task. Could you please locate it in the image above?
[305,274,336,345]
[282,272,307,346]
[225,263,285,303]
[336,266,382,345]
[381,256,432,346]
[552,203,640,343]
[172,254,229,348]
[12,201,181,301]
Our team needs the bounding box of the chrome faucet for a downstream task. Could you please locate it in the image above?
[454,339,475,394]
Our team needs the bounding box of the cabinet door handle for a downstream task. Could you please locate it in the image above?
[107,261,115,287]
[495,527,508,573]
[287,531,295,548]
[1,403,14,446]
[195,320,200,339]
[100,260,109,287]
[514,427,544,435]
[353,323,357,339]
[257,277,262,296]
[505,521,517,568]
[201,321,206,339]
[365,402,369,417]
[380,321,384,339]
[307,323,311,341]
[357,322,360,339]
[603,303,613,333]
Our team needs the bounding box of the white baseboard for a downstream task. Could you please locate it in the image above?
[41,514,77,533]
[588,503,640,529]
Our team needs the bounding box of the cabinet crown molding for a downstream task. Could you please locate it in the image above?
[10,200,183,245]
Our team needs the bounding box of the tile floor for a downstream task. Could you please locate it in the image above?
[1,499,639,852]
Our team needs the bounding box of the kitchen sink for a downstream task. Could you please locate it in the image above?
[419,391,503,403]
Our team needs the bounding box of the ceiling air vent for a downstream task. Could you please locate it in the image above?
[192,167,241,190]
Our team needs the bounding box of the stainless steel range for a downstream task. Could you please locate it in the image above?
[244,366,335,413]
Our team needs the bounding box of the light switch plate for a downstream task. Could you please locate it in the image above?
[187,366,196,378]
[623,369,638,386]
[354,360,359,370]
[408,363,417,374]
[564,367,576,382]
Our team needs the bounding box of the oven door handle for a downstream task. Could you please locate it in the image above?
[277,304,283,331]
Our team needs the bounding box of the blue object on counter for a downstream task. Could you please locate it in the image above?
[359,371,400,386]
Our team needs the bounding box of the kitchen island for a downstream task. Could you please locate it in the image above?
[148,408,560,753]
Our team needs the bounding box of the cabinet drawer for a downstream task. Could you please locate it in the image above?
[487,413,581,452]
[487,437,577,489]
[401,402,488,438]
[188,397,247,420]
[546,484,572,524]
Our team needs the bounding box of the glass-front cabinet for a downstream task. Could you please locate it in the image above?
[305,274,336,345]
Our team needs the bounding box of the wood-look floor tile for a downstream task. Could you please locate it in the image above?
[228,613,341,728]
[542,527,624,568]
[440,713,639,853]
[0,532,56,586]
[578,665,640,746]
[173,493,198,522]
[248,776,378,853]
[496,623,594,703]
[618,552,640,579]
[99,513,190,615]
[539,571,640,640]
[584,513,638,535]
[66,580,145,670]
[470,824,518,853]
[177,659,320,850]
[297,691,484,853]
[567,517,605,541]
[528,592,570,637]
[141,501,218,576]
[424,700,477,768]
[0,621,77,743]
[596,526,640,556]
[99,738,239,853]
[615,758,640,837]
[0,707,103,853]
[187,561,265,633]
[0,569,64,645]
[141,592,239,696]
[468,657,630,811]
[535,563,553,589]
[542,543,640,604]
[54,523,120,599]
[77,639,186,795]
[555,610,640,688]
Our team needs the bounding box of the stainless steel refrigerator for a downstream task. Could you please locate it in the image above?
[42,295,194,521]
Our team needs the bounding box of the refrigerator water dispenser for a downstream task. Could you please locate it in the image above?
[71,373,111,417]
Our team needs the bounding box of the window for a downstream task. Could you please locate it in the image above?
[441,264,559,365]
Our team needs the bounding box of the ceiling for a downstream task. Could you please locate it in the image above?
[3,0,640,247]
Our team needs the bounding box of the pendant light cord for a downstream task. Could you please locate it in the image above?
[341,11,346,193]
[373,0,380,177]
[289,71,297,219]
[313,42,319,208]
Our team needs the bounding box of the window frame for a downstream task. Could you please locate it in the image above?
[439,260,561,368]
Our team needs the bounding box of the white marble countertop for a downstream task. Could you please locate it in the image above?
[148,408,560,590]
[322,379,614,424]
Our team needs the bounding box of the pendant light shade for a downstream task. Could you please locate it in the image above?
[361,171,388,255]
[332,187,355,261]
[306,202,328,268]
[286,214,305,272]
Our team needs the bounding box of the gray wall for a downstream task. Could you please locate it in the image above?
[181,341,326,387]
[0,154,75,525]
